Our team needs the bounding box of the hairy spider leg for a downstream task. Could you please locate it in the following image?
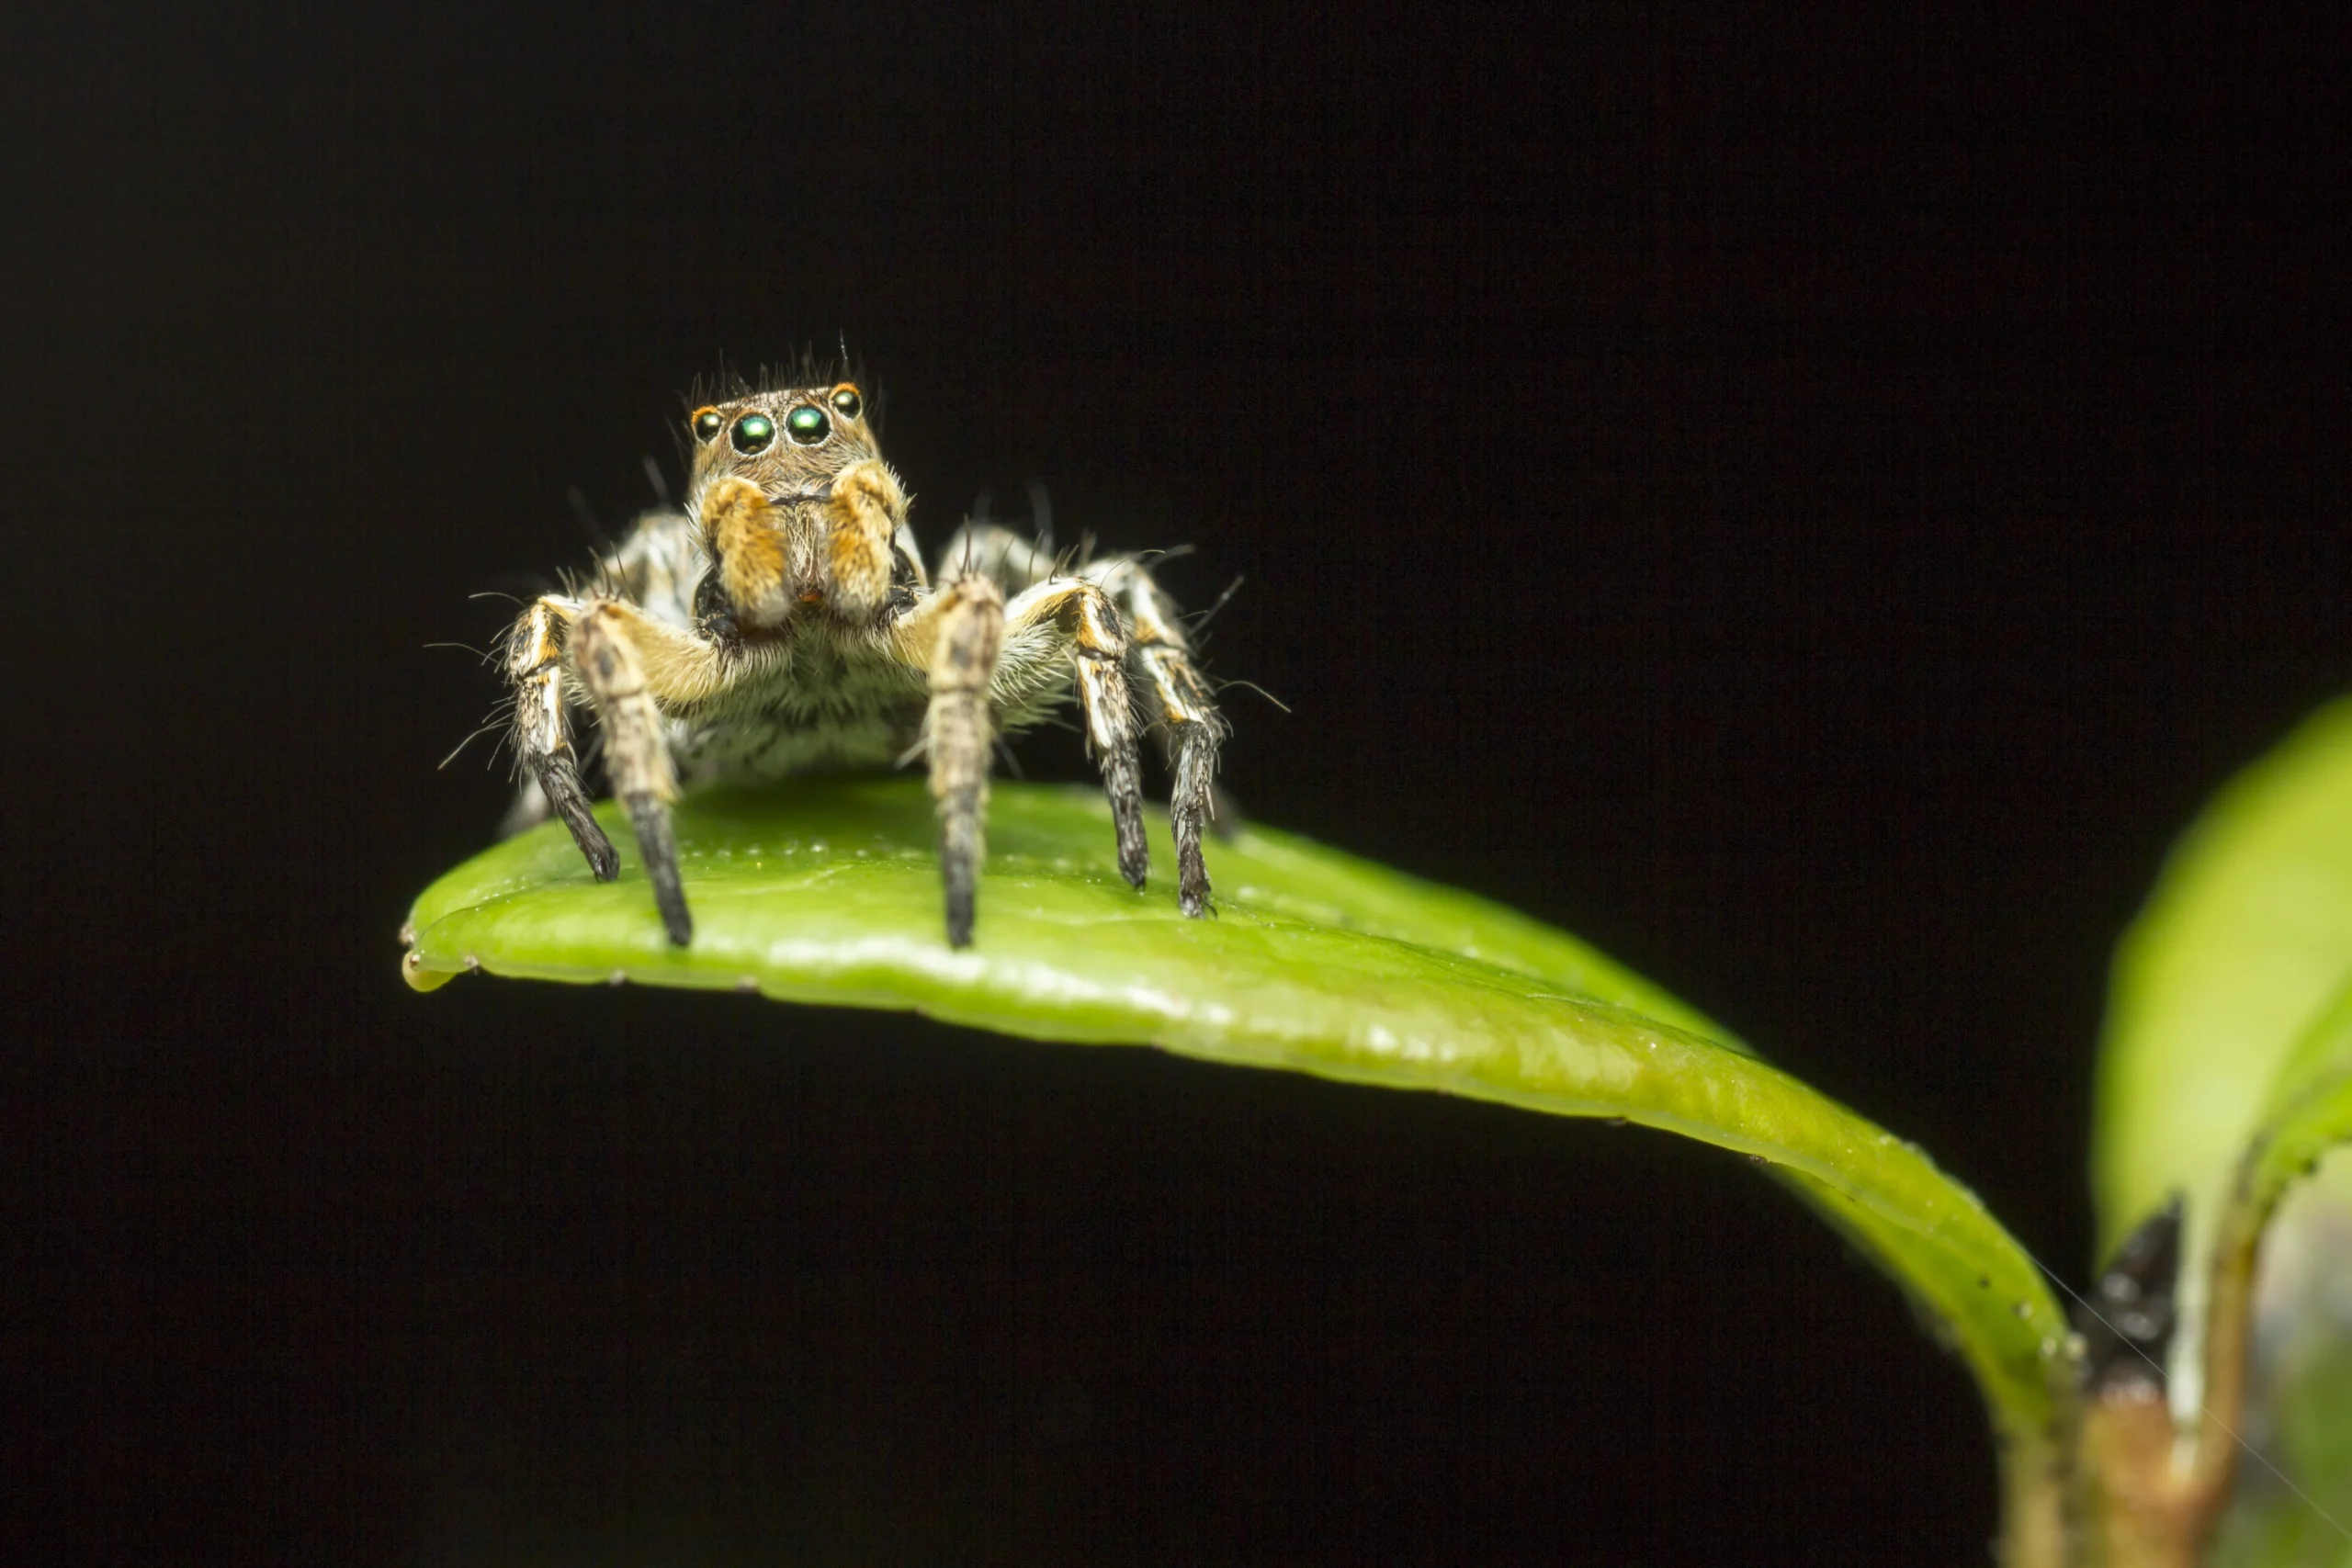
[508,593,727,946]
[910,574,1002,948]
[937,522,1225,916]
[1021,577,1152,891]
[571,603,690,944]
[1107,562,1227,918]
[507,597,618,881]
[891,569,1148,945]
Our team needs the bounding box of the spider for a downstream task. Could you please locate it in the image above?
[499,372,1230,949]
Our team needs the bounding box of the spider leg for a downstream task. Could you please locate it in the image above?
[1091,561,1227,917]
[910,574,1006,947]
[935,523,1152,886]
[508,596,618,881]
[891,570,1150,943]
[503,506,707,853]
[506,592,728,946]
[938,525,1223,917]
[1001,577,1150,892]
[571,602,691,945]
[943,525,1158,877]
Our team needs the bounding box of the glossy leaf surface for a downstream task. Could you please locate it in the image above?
[406,777,2075,1545]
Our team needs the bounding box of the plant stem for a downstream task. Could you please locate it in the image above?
[2079,1387,2214,1568]
[2076,1192,2264,1565]
[2002,1430,2075,1568]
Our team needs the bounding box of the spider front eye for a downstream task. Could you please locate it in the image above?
[691,407,724,443]
[830,385,863,421]
[786,405,831,445]
[730,412,775,455]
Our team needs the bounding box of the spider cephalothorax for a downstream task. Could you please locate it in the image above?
[500,374,1229,947]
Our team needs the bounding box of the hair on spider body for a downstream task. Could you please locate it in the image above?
[495,373,1231,948]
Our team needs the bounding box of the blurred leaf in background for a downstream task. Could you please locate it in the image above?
[2094,699,2352,1562]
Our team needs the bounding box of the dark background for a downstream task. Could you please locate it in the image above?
[5,2,2347,1562]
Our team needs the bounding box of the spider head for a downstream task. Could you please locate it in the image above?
[685,382,875,502]
[684,381,899,627]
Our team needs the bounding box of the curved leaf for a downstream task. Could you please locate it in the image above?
[2094,699,2352,1411]
[405,777,2075,1557]
[2235,983,2352,1240]
[2206,985,2352,1568]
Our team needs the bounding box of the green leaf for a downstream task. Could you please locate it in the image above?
[2094,700,2352,1394]
[2233,984,2352,1251]
[2092,698,2352,1564]
[2208,986,2352,1568]
[406,777,2075,1553]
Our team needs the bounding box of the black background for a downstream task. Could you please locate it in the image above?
[6,3,2348,1563]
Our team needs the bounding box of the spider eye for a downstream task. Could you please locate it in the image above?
[730,412,775,455]
[786,404,831,445]
[830,385,863,421]
[692,407,724,444]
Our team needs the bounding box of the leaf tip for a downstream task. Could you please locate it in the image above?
[401,947,458,993]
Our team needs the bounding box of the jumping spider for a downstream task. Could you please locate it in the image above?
[500,374,1229,948]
